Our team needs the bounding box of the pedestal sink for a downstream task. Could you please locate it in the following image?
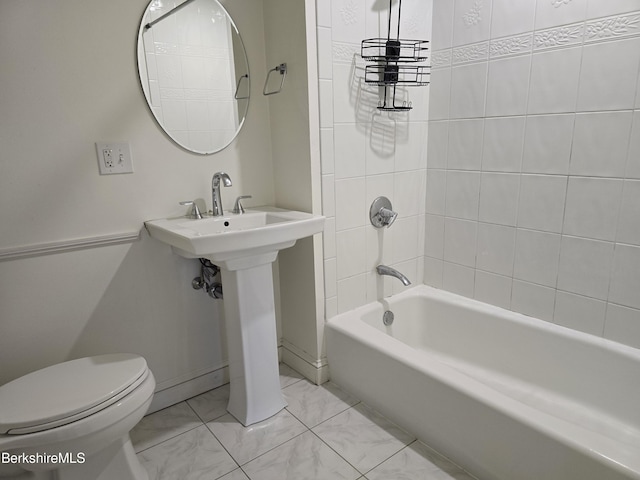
[145,207,324,425]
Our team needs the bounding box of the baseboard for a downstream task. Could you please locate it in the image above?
[281,340,329,385]
[147,365,229,414]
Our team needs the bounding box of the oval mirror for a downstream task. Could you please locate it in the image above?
[136,0,250,154]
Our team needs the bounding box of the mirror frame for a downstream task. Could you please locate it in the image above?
[136,0,250,155]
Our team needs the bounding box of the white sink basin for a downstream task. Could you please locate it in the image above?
[145,207,324,269]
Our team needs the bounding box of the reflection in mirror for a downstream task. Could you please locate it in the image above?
[137,0,250,154]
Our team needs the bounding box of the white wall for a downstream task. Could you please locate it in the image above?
[317,0,433,318]
[426,0,640,349]
[0,0,276,390]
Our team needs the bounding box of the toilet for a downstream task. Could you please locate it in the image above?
[0,353,155,480]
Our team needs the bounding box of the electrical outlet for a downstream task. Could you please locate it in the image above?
[95,142,134,175]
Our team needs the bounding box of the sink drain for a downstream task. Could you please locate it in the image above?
[383,310,394,326]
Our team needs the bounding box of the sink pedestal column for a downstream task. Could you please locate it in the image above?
[219,257,287,426]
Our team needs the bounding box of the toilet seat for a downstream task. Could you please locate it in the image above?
[0,354,149,435]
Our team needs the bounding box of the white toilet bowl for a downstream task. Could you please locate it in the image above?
[0,354,155,480]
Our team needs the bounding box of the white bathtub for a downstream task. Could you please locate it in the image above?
[326,285,640,480]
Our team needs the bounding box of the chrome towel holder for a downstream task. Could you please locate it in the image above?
[263,63,287,95]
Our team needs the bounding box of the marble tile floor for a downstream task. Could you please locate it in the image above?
[131,364,477,480]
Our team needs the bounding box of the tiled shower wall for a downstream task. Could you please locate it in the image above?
[317,0,432,317]
[426,0,640,349]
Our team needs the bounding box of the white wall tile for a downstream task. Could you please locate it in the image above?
[453,0,494,47]
[557,236,614,300]
[443,262,475,297]
[617,180,640,246]
[365,173,394,210]
[392,216,420,263]
[609,244,640,310]
[478,173,520,226]
[449,62,488,119]
[587,1,640,23]
[514,229,561,288]
[443,217,478,267]
[396,123,427,172]
[427,121,449,169]
[332,63,358,123]
[394,171,422,217]
[424,257,444,287]
[367,115,397,175]
[517,175,567,233]
[604,303,640,350]
[569,111,633,177]
[320,128,335,174]
[432,0,455,50]
[335,177,366,231]
[366,223,393,271]
[323,217,337,259]
[428,68,452,120]
[425,169,447,216]
[625,111,640,178]
[445,171,481,220]
[336,227,367,279]
[317,0,332,28]
[476,223,516,276]
[577,38,640,112]
[554,291,606,336]
[486,56,531,117]
[337,274,367,313]
[448,119,484,170]
[490,0,536,38]
[331,0,366,44]
[563,177,623,242]
[425,214,445,259]
[324,258,338,298]
[534,0,587,30]
[528,47,582,114]
[322,174,336,218]
[481,116,525,172]
[522,114,574,175]
[317,27,333,80]
[474,270,512,310]
[334,124,366,179]
[319,79,334,128]
[511,280,556,322]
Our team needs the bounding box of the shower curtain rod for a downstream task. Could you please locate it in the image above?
[144,0,197,30]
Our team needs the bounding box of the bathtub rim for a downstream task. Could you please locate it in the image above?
[326,285,640,479]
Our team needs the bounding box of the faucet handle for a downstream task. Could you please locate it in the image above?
[179,200,203,219]
[232,195,252,214]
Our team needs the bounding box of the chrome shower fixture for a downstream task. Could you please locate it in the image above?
[370,196,398,228]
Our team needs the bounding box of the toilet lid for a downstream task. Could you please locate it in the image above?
[0,353,148,434]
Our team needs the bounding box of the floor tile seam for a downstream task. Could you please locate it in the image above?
[201,420,244,470]
[307,428,366,477]
[134,422,205,454]
[236,429,310,469]
[284,398,362,429]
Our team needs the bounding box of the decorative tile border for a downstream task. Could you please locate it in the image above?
[490,33,533,58]
[452,41,488,64]
[332,42,360,64]
[431,49,452,69]
[533,22,584,50]
[442,10,640,63]
[585,11,640,42]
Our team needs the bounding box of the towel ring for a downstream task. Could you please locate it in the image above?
[263,63,287,96]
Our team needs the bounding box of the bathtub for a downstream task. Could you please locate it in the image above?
[326,285,640,480]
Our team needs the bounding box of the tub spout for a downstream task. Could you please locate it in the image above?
[376,265,411,286]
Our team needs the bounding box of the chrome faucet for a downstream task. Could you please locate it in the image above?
[376,265,411,286]
[211,172,232,216]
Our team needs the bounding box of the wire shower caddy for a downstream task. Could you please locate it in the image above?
[361,0,430,111]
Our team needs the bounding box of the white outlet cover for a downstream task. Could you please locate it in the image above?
[95,142,134,175]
